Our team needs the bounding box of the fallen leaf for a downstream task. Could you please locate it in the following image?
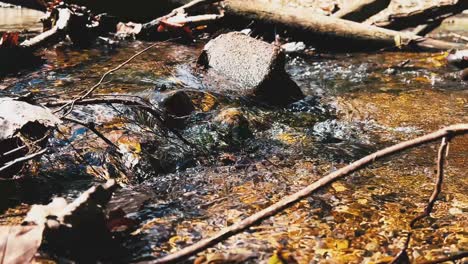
[0,225,44,264]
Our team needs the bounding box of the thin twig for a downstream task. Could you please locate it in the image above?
[55,127,107,180]
[56,38,179,117]
[390,137,451,263]
[0,132,50,158]
[0,148,48,174]
[62,117,120,151]
[411,137,450,228]
[47,96,195,148]
[151,124,468,264]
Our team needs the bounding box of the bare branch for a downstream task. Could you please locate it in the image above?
[390,136,451,263]
[62,117,120,151]
[0,148,48,175]
[20,7,71,50]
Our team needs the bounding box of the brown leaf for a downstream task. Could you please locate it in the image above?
[0,33,19,49]
[0,225,44,264]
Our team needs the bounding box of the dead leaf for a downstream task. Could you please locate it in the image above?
[0,33,19,49]
[0,225,44,264]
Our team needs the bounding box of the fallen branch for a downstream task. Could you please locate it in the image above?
[45,96,194,147]
[55,41,173,117]
[62,117,120,151]
[20,7,71,50]
[152,124,468,264]
[221,0,465,51]
[333,0,391,22]
[0,148,48,175]
[124,0,223,37]
[367,0,468,30]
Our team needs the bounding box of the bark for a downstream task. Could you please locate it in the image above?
[367,0,468,30]
[333,0,391,22]
[19,8,71,50]
[221,0,465,51]
[409,21,443,36]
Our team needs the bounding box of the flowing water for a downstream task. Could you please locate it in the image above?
[0,8,467,264]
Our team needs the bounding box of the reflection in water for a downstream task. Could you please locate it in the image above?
[0,7,44,32]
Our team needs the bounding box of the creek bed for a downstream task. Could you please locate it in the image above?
[0,8,467,264]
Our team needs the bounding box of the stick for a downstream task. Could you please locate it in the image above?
[367,0,468,30]
[62,117,120,151]
[46,96,195,148]
[20,8,71,50]
[55,41,169,116]
[0,148,48,174]
[411,137,449,228]
[140,0,223,34]
[0,133,50,158]
[151,124,468,264]
[390,137,451,263]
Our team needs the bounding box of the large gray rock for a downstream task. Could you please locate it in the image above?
[199,32,304,105]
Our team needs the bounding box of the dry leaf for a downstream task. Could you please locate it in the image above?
[0,225,44,264]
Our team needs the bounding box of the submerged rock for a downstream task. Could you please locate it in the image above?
[214,108,252,144]
[198,32,304,105]
[156,90,195,117]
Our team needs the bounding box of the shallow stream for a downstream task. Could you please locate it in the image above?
[0,7,467,264]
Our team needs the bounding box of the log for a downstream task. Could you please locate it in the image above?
[367,0,468,30]
[221,0,465,51]
[20,7,71,49]
[333,0,391,22]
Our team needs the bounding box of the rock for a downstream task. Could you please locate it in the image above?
[460,68,468,81]
[198,32,304,105]
[281,42,306,54]
[446,49,468,69]
[0,98,61,177]
[155,90,195,117]
[214,108,252,144]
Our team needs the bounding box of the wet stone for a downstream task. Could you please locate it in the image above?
[198,32,304,105]
[214,108,252,144]
[446,49,468,69]
[155,90,195,117]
